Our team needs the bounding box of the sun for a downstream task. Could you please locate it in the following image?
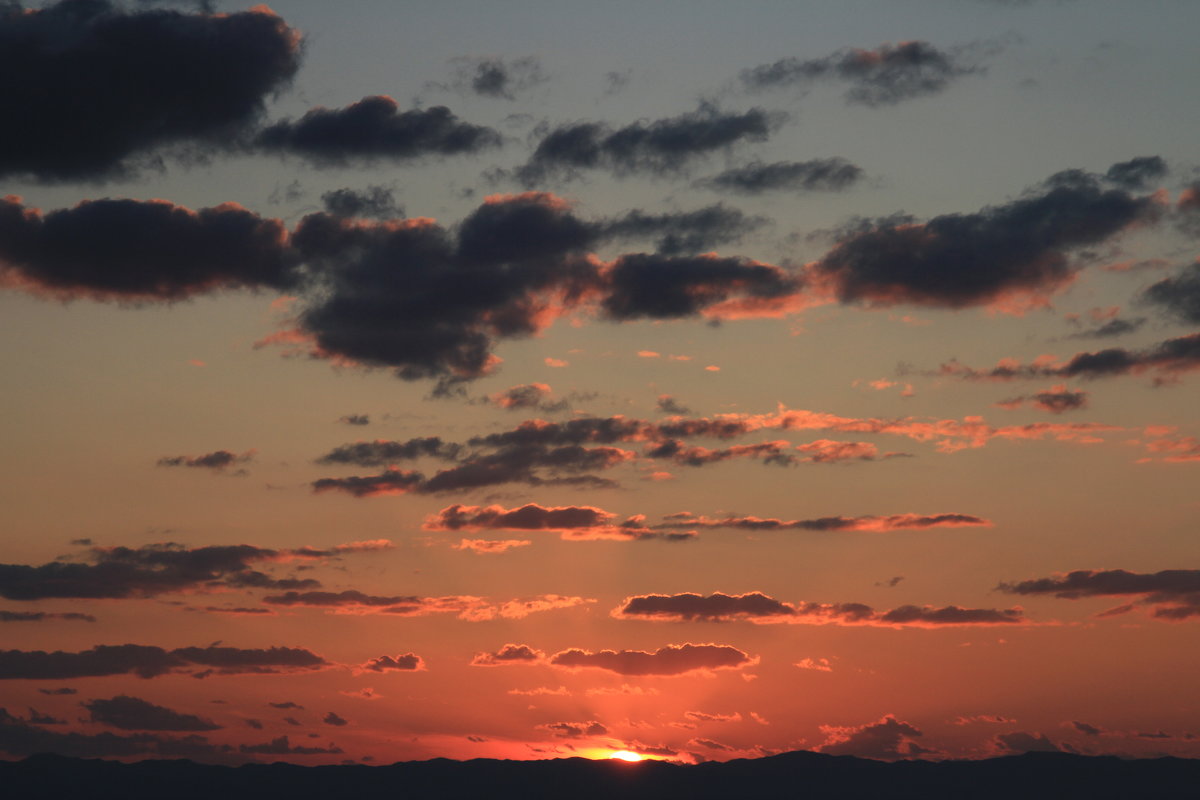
[608,750,644,762]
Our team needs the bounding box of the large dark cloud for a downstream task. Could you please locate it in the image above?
[741,41,985,106]
[1142,262,1200,324]
[811,171,1158,309]
[315,437,461,467]
[0,197,296,300]
[0,610,95,623]
[83,695,221,731]
[612,592,1024,627]
[999,568,1200,621]
[548,643,756,676]
[312,444,627,497]
[819,715,934,759]
[699,159,864,195]
[287,197,599,381]
[939,332,1200,384]
[0,643,328,679]
[601,253,800,320]
[0,708,233,760]
[0,542,328,601]
[424,503,684,542]
[256,96,501,165]
[515,103,783,183]
[0,0,300,181]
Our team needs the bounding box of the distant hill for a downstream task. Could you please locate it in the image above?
[3,750,1199,800]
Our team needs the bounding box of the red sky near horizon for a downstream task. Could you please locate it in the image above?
[1,0,1199,766]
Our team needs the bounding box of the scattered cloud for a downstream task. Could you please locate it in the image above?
[999,568,1200,621]
[741,41,989,106]
[548,643,757,676]
[256,96,501,165]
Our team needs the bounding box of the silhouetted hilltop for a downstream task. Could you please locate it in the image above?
[3,750,1199,800]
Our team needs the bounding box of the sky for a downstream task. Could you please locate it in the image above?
[1,0,1199,766]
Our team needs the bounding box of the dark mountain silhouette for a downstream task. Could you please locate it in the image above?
[3,750,1199,800]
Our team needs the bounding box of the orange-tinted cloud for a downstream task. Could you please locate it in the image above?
[548,643,757,676]
[650,511,991,533]
[470,644,545,666]
[819,714,935,759]
[613,592,1025,627]
[357,654,424,672]
[999,569,1200,621]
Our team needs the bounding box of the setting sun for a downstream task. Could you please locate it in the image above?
[609,751,645,763]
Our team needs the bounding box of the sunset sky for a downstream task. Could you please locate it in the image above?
[2,0,1199,766]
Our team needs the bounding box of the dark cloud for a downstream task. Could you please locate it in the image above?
[268,702,304,710]
[1071,721,1105,736]
[699,159,863,194]
[0,610,96,623]
[470,644,544,666]
[613,592,1024,627]
[996,386,1088,414]
[999,568,1200,621]
[83,695,221,731]
[357,654,424,672]
[315,437,461,467]
[601,253,801,321]
[37,688,77,696]
[287,196,598,382]
[1142,262,1200,324]
[256,96,501,165]
[0,542,328,600]
[741,41,986,106]
[157,449,254,472]
[0,708,233,760]
[993,731,1062,754]
[312,442,629,497]
[311,468,426,498]
[650,511,991,533]
[484,383,569,413]
[338,414,371,426]
[0,643,328,680]
[940,332,1200,384]
[25,708,65,725]
[596,205,767,255]
[812,172,1158,309]
[426,503,616,532]
[424,503,676,542]
[548,643,756,676]
[656,395,692,415]
[615,592,796,622]
[819,715,933,759]
[322,712,348,727]
[451,56,547,100]
[537,721,607,739]
[515,103,783,183]
[0,1,300,181]
[1065,317,1146,339]
[238,735,342,756]
[0,196,297,300]
[320,187,403,220]
[1103,156,1168,189]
